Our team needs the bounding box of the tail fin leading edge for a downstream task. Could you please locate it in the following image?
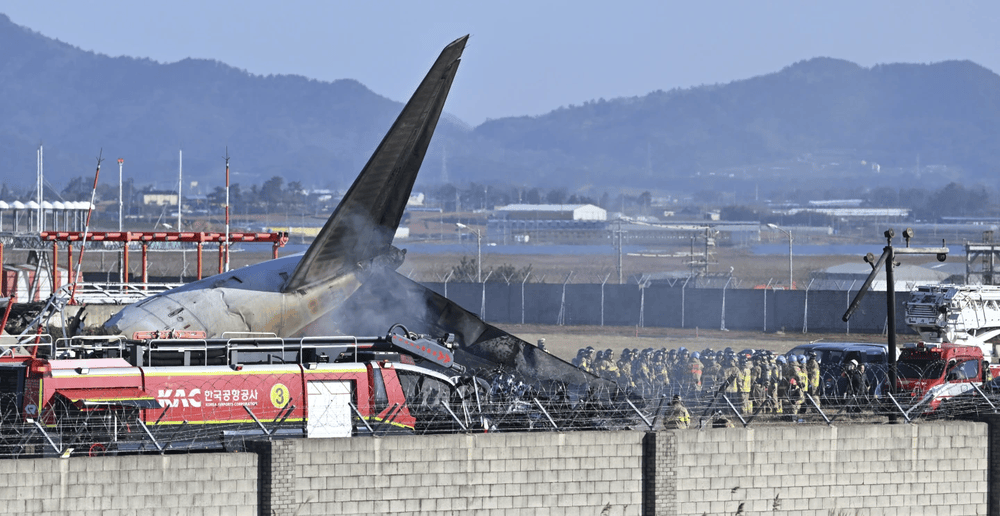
[284,35,468,292]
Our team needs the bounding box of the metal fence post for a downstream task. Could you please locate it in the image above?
[556,272,573,326]
[681,275,691,328]
[480,271,493,320]
[802,278,814,333]
[520,271,531,324]
[721,276,733,331]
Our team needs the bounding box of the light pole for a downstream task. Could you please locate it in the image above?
[456,222,481,282]
[767,223,793,289]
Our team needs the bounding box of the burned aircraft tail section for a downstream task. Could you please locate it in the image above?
[283,35,468,293]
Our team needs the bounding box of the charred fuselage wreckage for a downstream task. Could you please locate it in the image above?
[26,35,630,445]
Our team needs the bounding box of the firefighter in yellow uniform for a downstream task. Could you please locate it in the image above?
[617,349,635,391]
[772,355,787,414]
[739,357,753,413]
[789,356,808,414]
[654,350,671,392]
[702,353,723,398]
[575,347,595,374]
[595,349,619,382]
[722,356,742,410]
[751,355,770,413]
[665,395,691,429]
[806,352,821,409]
[787,377,805,416]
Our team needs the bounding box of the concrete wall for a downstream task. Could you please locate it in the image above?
[424,282,917,335]
[0,453,258,515]
[649,421,987,516]
[0,422,991,515]
[251,431,644,516]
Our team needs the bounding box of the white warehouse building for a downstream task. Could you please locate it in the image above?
[494,204,607,221]
[487,204,608,244]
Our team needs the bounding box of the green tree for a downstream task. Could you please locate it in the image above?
[261,176,284,208]
[286,181,306,206]
[926,182,989,219]
[526,188,542,204]
[545,188,567,204]
[720,205,760,221]
[489,263,532,283]
[61,176,92,201]
[449,256,479,282]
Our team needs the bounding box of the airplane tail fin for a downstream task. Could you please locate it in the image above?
[283,35,468,292]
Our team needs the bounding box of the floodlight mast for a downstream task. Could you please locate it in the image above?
[842,228,948,400]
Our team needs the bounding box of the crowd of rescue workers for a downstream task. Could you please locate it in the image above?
[571,346,871,429]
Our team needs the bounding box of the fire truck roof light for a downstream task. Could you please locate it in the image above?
[29,361,51,376]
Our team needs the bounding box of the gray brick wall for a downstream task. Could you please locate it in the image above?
[0,422,992,515]
[263,431,645,516]
[656,421,988,516]
[0,453,258,516]
[642,432,677,516]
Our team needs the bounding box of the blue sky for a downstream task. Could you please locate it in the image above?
[4,2,997,126]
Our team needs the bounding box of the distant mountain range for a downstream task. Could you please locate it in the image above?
[2,13,998,198]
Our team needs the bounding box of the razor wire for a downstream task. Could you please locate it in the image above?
[0,361,999,459]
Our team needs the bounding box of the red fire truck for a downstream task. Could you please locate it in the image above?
[896,342,1000,412]
[0,327,475,456]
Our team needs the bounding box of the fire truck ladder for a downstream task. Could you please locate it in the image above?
[905,284,1000,359]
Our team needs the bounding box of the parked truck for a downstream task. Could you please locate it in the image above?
[896,284,1000,412]
[895,341,999,412]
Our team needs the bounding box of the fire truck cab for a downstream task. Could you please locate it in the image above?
[896,342,996,411]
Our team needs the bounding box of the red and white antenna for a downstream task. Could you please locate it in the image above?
[224,148,231,272]
[117,158,124,232]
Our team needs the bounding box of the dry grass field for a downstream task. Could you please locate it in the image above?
[494,323,888,363]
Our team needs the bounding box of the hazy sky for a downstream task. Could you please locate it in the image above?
[5,2,997,126]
